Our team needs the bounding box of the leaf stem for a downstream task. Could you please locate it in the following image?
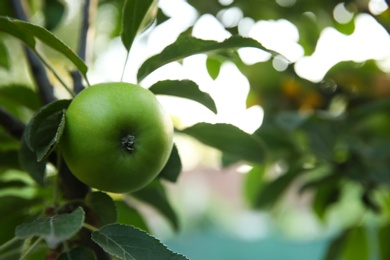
[19,237,43,260]
[34,51,76,97]
[83,222,99,232]
[120,50,130,82]
[0,237,20,252]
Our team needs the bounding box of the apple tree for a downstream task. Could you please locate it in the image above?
[1,0,390,259]
[0,0,271,259]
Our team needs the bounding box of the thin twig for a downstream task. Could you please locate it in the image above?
[0,106,25,140]
[0,237,20,252]
[9,0,56,105]
[83,223,99,232]
[34,51,76,97]
[19,237,43,260]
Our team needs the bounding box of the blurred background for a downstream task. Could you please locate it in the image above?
[1,0,390,259]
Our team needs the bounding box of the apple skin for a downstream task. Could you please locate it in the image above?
[60,82,173,193]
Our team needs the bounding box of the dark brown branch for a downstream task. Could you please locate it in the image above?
[79,0,90,62]
[25,49,57,104]
[9,0,56,105]
[0,106,25,140]
[71,0,91,94]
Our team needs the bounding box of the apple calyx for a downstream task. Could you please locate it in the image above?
[121,134,135,152]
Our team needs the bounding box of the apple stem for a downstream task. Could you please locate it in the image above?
[121,134,135,152]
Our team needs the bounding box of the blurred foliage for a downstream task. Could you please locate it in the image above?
[187,0,390,259]
[0,0,390,259]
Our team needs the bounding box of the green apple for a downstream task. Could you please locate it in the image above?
[60,82,173,193]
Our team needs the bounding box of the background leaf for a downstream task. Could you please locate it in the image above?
[0,150,20,170]
[342,226,369,260]
[131,180,179,230]
[57,247,97,260]
[179,122,266,165]
[0,197,41,245]
[378,223,390,260]
[157,144,182,182]
[85,192,117,228]
[324,229,349,260]
[18,137,46,185]
[253,163,303,209]
[0,41,9,69]
[0,85,42,111]
[91,224,188,260]
[15,207,85,249]
[149,80,217,114]
[115,200,149,232]
[43,0,66,31]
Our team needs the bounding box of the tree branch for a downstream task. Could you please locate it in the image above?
[0,106,25,140]
[25,50,57,104]
[9,0,56,105]
[71,0,92,94]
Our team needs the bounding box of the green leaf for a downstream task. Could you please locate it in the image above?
[132,180,179,230]
[0,17,36,48]
[14,19,88,76]
[115,200,149,232]
[91,223,188,260]
[0,196,41,245]
[179,123,266,165]
[254,163,303,209]
[312,183,340,220]
[0,16,88,77]
[15,207,85,249]
[0,85,42,111]
[57,247,97,260]
[85,192,117,227]
[0,40,9,69]
[342,226,369,260]
[324,230,349,260]
[299,171,340,193]
[349,98,390,121]
[36,110,65,161]
[378,223,390,260]
[43,0,66,31]
[137,34,275,81]
[121,0,158,51]
[0,150,20,170]
[206,56,221,80]
[18,137,46,185]
[275,111,310,131]
[243,165,266,206]
[25,99,71,161]
[149,80,217,114]
[158,144,182,182]
[323,226,370,260]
